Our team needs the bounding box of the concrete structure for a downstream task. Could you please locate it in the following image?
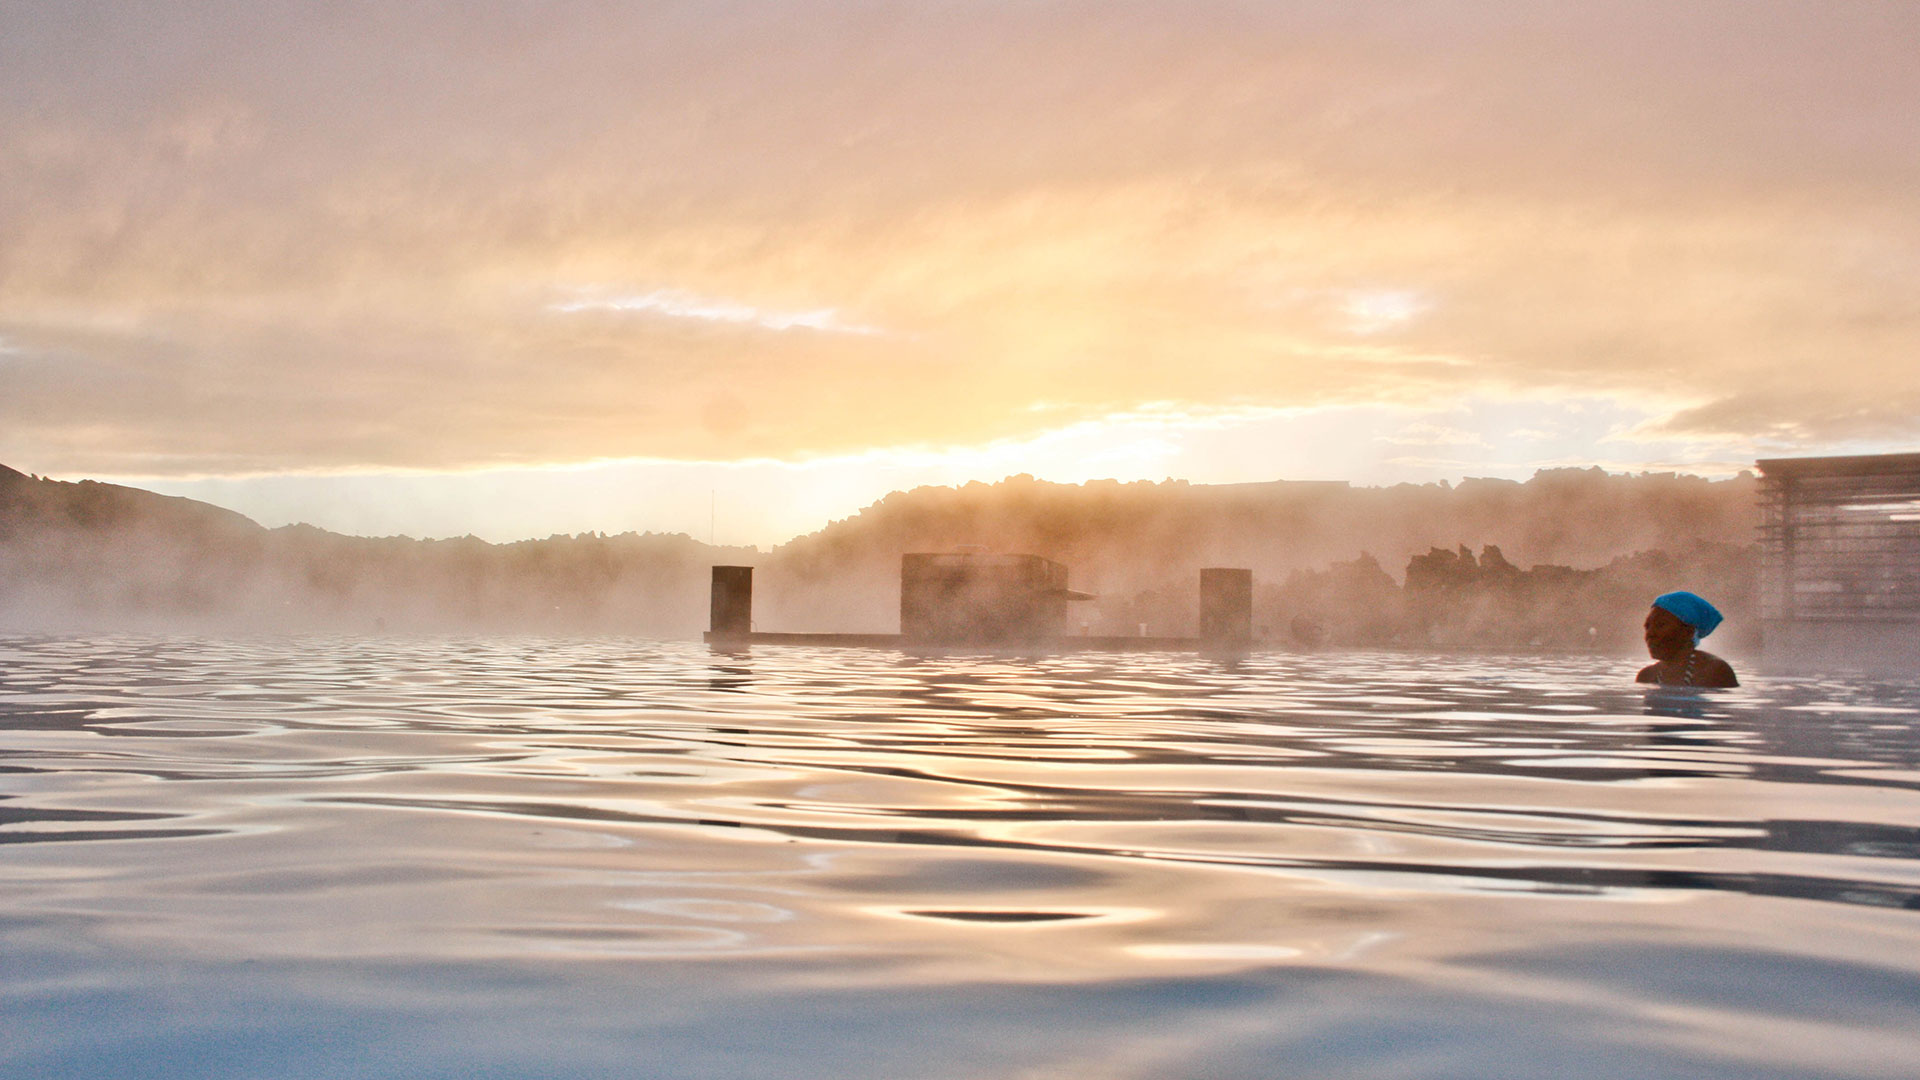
[709,565,754,640]
[1758,453,1920,674]
[705,557,1248,652]
[1198,567,1253,645]
[899,553,1087,645]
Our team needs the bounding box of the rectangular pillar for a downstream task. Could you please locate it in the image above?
[1198,567,1253,645]
[710,565,753,638]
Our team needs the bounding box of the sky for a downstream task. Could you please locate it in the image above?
[3,1,1917,546]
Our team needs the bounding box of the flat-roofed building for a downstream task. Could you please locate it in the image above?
[1758,452,1920,673]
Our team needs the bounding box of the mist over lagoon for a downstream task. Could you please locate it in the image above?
[0,464,1760,653]
[7,459,1920,1077]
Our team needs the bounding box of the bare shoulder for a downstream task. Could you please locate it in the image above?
[1636,663,1660,684]
[1695,652,1739,688]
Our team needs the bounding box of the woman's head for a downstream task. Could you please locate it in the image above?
[1644,606,1695,660]
[1645,591,1724,659]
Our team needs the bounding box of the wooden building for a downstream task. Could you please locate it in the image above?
[1757,452,1920,673]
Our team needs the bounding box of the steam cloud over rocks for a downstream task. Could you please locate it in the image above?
[1,464,1754,651]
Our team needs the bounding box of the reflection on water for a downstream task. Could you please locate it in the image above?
[4,635,1920,1078]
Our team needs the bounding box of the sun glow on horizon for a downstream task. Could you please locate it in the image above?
[4,4,1917,534]
[109,392,1778,547]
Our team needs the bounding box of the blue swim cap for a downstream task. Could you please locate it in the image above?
[1653,591,1724,642]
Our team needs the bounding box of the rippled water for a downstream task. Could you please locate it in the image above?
[4,635,1920,1079]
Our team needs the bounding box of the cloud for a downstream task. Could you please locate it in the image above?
[1340,289,1430,335]
[549,289,886,336]
[1635,387,1920,445]
[2,2,1918,480]
[1380,421,1488,449]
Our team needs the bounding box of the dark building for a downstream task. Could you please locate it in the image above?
[709,565,754,638]
[1758,452,1920,673]
[899,553,1085,645]
[1198,567,1253,645]
[707,557,1252,651]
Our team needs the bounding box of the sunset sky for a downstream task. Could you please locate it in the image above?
[4,2,1916,545]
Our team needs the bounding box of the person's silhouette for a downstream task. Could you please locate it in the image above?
[1637,591,1737,688]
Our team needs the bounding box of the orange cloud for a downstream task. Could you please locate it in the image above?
[3,3,1917,479]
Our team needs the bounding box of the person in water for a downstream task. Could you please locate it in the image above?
[1637,591,1738,687]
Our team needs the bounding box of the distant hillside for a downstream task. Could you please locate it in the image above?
[0,464,754,633]
[755,469,1758,641]
[1,463,1759,649]
[1,464,269,624]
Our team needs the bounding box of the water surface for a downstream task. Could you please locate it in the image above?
[4,636,1919,1078]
